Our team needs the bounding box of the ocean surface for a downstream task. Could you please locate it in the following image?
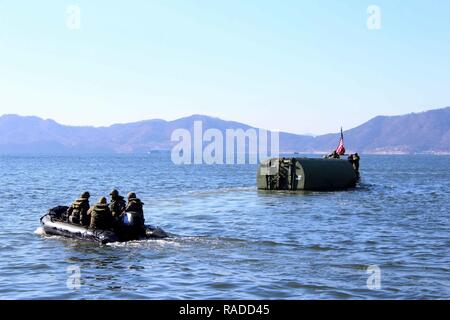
[0,153,448,299]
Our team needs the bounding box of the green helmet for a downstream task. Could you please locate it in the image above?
[80,191,90,199]
[127,192,136,200]
[110,189,119,197]
[98,196,107,204]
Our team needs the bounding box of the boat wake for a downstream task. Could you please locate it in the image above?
[34,227,46,236]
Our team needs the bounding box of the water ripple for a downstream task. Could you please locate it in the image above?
[0,154,448,299]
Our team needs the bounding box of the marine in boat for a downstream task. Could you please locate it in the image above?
[40,191,168,244]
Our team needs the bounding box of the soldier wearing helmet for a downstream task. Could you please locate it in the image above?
[109,189,126,220]
[348,153,360,176]
[67,191,90,225]
[124,192,145,233]
[88,196,113,230]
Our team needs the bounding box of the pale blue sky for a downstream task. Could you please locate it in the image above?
[1,0,449,134]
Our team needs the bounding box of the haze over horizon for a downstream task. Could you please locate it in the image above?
[1,105,448,135]
[1,106,449,155]
[1,1,450,134]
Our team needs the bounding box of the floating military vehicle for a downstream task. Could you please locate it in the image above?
[257,157,359,191]
[40,206,168,244]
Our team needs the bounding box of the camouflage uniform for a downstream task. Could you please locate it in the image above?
[353,153,360,172]
[67,192,90,225]
[348,153,360,172]
[109,189,126,219]
[125,192,145,229]
[89,197,113,230]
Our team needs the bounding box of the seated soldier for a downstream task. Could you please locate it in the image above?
[88,197,113,230]
[124,192,145,233]
[109,189,126,221]
[66,192,90,225]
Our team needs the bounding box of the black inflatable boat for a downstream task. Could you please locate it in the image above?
[40,206,168,244]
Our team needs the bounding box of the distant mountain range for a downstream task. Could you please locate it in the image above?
[0,107,449,154]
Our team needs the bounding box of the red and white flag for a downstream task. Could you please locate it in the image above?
[336,128,346,155]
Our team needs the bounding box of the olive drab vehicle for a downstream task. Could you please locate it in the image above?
[257,157,359,191]
[258,158,299,191]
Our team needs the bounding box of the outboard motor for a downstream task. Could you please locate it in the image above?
[117,211,146,241]
[122,212,144,227]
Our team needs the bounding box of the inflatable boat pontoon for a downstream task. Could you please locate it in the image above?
[40,206,168,244]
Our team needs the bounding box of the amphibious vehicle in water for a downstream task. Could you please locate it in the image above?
[258,127,360,191]
[40,206,168,244]
[257,157,359,191]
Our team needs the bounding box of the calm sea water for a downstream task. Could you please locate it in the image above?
[0,153,448,299]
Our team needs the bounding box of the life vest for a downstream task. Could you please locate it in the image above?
[70,199,89,218]
[89,204,112,230]
[124,199,145,227]
[109,196,126,217]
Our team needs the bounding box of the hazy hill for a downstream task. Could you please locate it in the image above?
[0,107,449,154]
